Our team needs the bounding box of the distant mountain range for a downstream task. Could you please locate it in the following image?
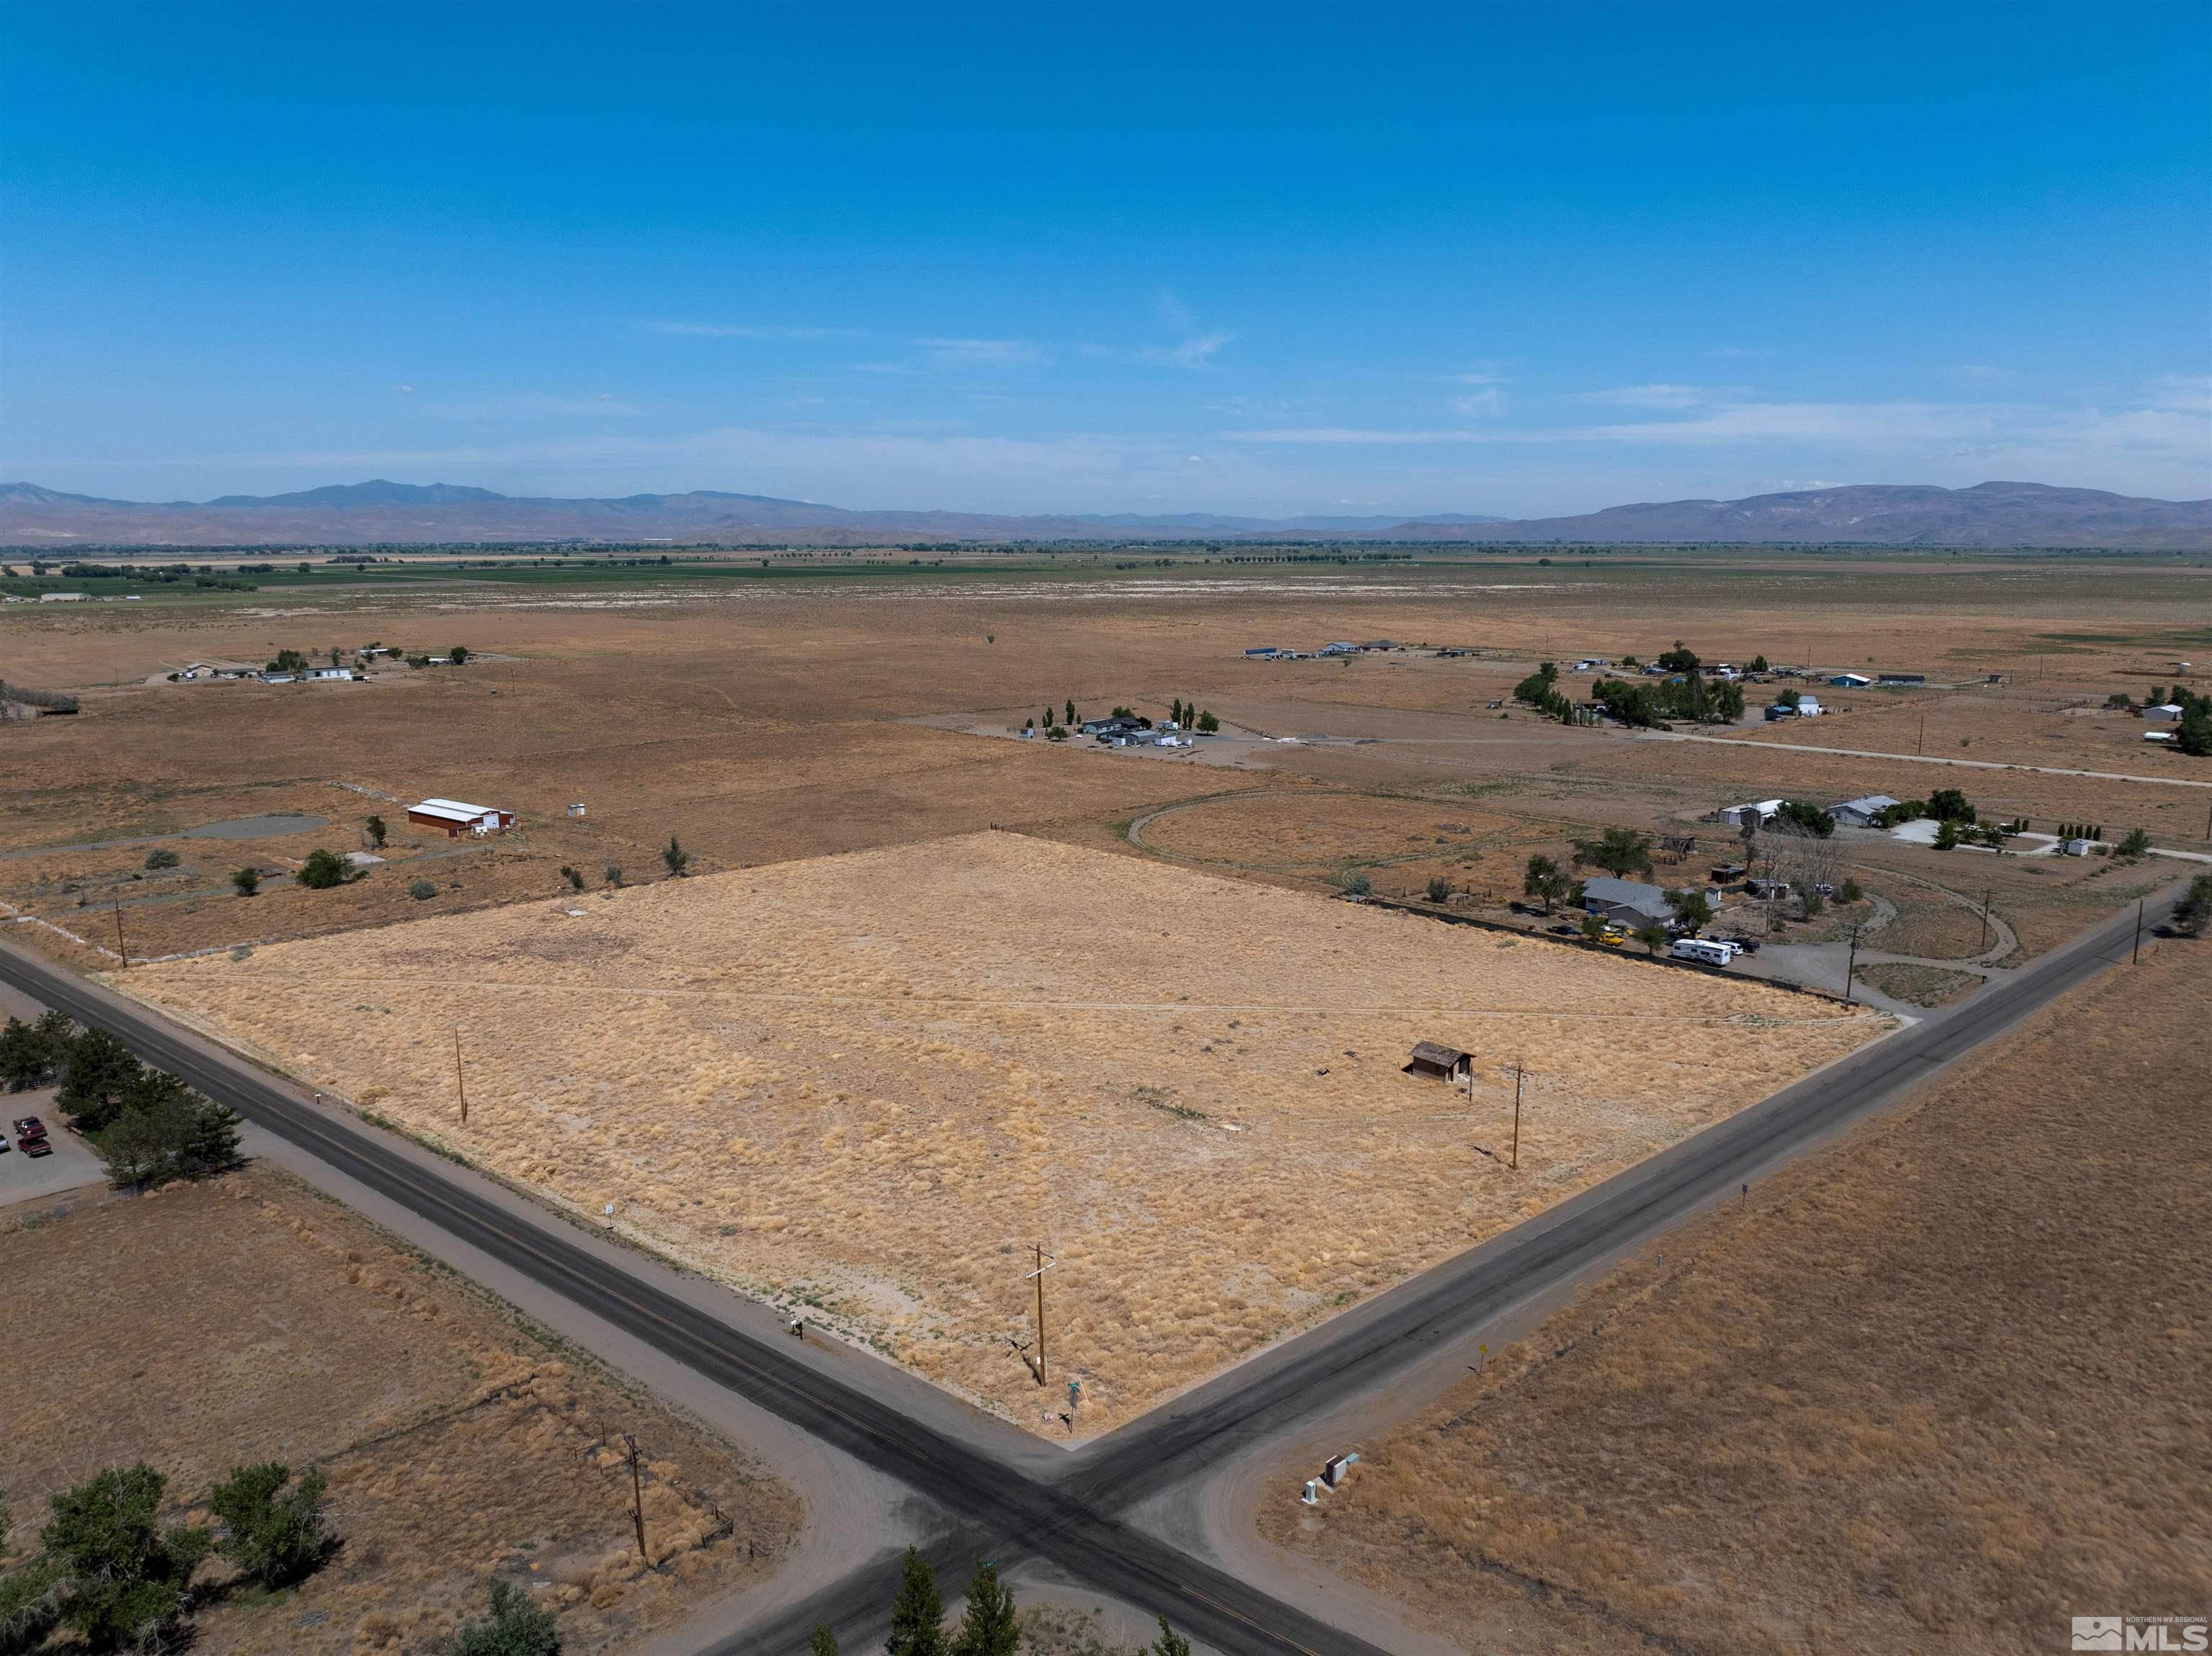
[1,478,2205,549]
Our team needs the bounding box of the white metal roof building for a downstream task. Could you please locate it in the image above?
[406,798,516,836]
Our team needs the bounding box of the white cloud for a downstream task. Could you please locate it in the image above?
[918,338,1049,367]
[428,392,646,420]
[390,384,414,393]
[1143,331,1233,369]
[647,321,853,339]
[1449,387,1504,416]
[1578,384,1730,408]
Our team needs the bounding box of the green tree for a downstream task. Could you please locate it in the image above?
[266,648,307,674]
[0,1014,64,1092]
[661,837,691,877]
[885,1547,945,1656]
[950,1560,1018,1656]
[2170,873,2212,936]
[449,645,471,665]
[1579,912,1611,942]
[231,866,261,896]
[1337,868,1372,897]
[1838,877,1864,904]
[0,1554,62,1656]
[2116,827,2150,858]
[144,847,181,870]
[1195,710,1219,733]
[41,1464,210,1652]
[1571,827,1655,878]
[1634,922,1670,955]
[806,1626,838,1656]
[1933,818,1961,851]
[1149,1618,1193,1656]
[1523,853,1570,913]
[180,1100,243,1176]
[57,1027,143,1130]
[365,814,387,848]
[560,866,585,892]
[447,1577,559,1656]
[208,1463,332,1588]
[298,847,349,889]
[1655,640,1699,672]
[1749,654,1768,672]
[1425,876,1453,903]
[1926,788,1977,824]
[2177,701,2212,757]
[1773,800,1835,837]
[1665,888,1714,933]
[1512,662,1560,705]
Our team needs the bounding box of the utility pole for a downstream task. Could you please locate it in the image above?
[1509,1061,1524,1171]
[112,900,127,968]
[624,1434,649,1565]
[2133,898,2144,965]
[454,1025,467,1125]
[1843,924,1861,1006]
[1026,1245,1056,1387]
[1979,889,1992,954]
[1916,714,1924,756]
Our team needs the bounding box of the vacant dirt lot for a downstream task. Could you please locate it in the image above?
[0,1167,799,1656]
[1261,937,2211,1654]
[125,832,1884,1435]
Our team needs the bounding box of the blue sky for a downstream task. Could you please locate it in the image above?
[4,1,2207,517]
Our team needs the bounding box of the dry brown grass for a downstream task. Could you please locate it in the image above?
[124,832,1884,1436]
[0,1166,799,1656]
[1259,937,2212,1655]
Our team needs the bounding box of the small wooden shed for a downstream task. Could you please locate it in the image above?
[1407,1041,1472,1082]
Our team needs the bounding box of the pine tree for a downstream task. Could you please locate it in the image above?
[808,1626,839,1656]
[1150,1619,1192,1656]
[885,1547,945,1656]
[949,1560,1017,1656]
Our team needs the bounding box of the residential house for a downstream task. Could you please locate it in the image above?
[1830,794,1902,829]
[1581,876,1676,931]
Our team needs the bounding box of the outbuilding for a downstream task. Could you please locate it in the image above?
[2144,703,2185,723]
[1406,1042,1473,1082]
[1875,672,1925,686]
[1830,672,1874,688]
[407,798,516,837]
[1718,798,1784,827]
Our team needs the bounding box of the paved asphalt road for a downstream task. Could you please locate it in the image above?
[0,880,2180,1655]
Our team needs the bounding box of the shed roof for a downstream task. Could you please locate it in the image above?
[410,798,500,824]
[1408,1040,1469,1068]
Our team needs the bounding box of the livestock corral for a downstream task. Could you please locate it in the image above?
[124,831,1888,1434]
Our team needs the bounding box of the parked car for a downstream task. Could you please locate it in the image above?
[1812,882,1835,897]
[13,1116,47,1138]
[1547,923,1580,937]
[1732,937,1762,955]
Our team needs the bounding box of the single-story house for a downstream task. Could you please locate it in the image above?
[304,667,354,681]
[1830,793,1902,829]
[261,672,296,684]
[2144,703,2185,723]
[407,798,515,836]
[1079,715,1146,737]
[1875,672,1925,686]
[1718,799,1784,827]
[1406,1042,1473,1083]
[1581,876,1676,931]
[39,592,90,603]
[1830,672,1874,688]
[1318,641,1359,656]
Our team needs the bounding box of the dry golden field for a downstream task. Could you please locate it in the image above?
[125,832,1887,1434]
[0,1166,799,1656]
[1260,937,2212,1655]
